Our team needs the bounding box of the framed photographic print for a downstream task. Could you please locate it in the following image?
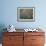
[17,7,35,22]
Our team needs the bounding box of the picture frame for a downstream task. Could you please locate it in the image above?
[17,7,35,22]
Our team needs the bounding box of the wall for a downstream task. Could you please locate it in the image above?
[0,0,46,30]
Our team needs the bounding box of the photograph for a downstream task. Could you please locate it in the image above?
[17,7,35,22]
